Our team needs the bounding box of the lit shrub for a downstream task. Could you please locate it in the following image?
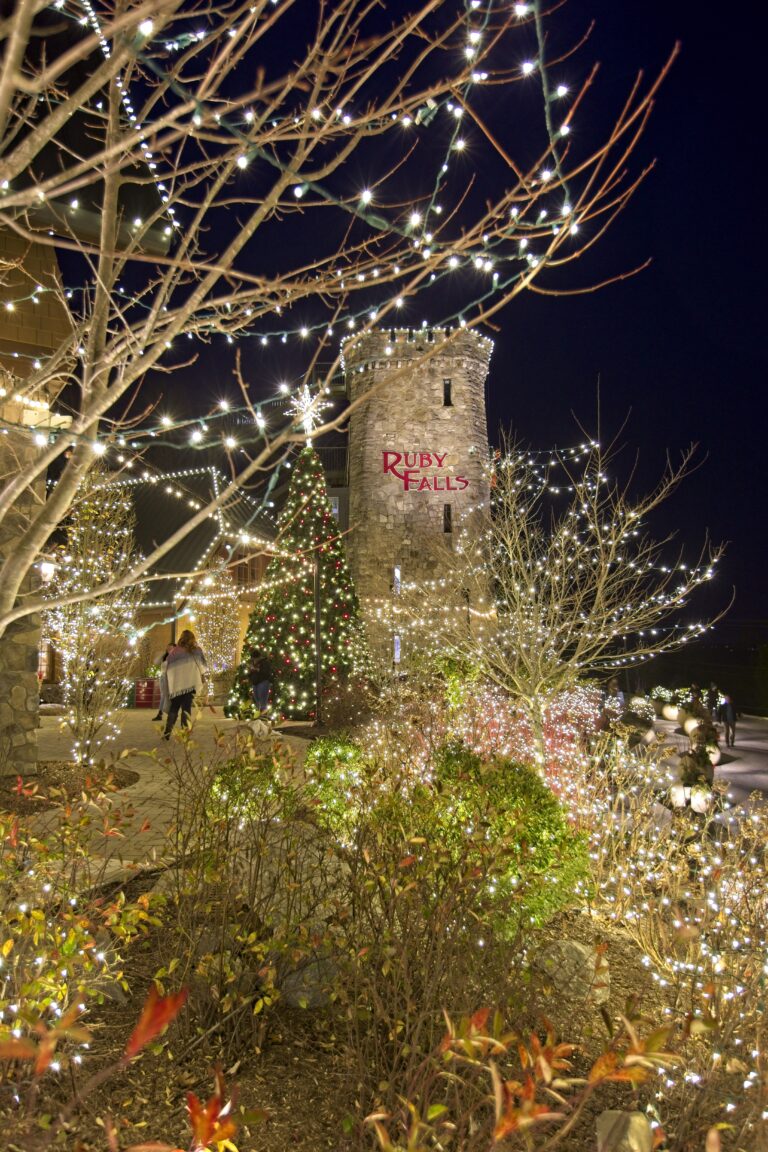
[155,731,333,1057]
[308,738,588,935]
[313,739,587,1125]
[0,781,158,1050]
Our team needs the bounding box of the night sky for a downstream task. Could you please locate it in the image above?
[153,1,763,626]
[487,1,764,623]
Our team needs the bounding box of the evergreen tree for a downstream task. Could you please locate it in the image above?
[228,447,361,720]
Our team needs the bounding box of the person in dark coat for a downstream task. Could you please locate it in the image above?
[706,682,719,719]
[718,694,737,747]
[249,650,273,715]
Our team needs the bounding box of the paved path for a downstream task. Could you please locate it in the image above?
[32,707,312,879]
[656,713,768,806]
[27,708,768,880]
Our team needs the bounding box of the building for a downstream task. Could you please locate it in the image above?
[338,326,493,661]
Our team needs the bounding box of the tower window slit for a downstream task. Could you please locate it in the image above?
[443,503,452,533]
[443,378,453,406]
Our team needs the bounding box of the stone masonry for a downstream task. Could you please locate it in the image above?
[0,229,73,771]
[343,327,492,653]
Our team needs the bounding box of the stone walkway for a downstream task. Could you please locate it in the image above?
[32,707,313,881]
[26,707,768,884]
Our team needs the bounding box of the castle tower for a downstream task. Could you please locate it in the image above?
[342,327,492,656]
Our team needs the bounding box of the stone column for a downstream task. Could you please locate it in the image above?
[0,228,74,772]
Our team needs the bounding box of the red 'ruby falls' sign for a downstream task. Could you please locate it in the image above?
[383,451,469,492]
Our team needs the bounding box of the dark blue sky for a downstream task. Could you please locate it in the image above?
[488,1,763,621]
[151,0,761,623]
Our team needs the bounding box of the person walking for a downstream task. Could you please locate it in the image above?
[152,647,170,722]
[718,694,737,747]
[706,681,719,719]
[163,630,207,738]
[249,649,273,715]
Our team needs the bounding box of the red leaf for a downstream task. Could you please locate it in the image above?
[0,1038,37,1061]
[187,1072,238,1148]
[470,1008,490,1034]
[124,986,188,1060]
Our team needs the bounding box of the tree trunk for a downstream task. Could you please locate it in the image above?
[526,697,547,768]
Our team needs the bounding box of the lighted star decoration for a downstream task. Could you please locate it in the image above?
[289,384,332,442]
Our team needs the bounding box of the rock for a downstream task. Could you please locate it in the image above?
[535,939,609,1006]
[596,1110,653,1152]
[280,956,338,1008]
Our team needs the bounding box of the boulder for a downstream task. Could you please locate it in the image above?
[596,1110,653,1152]
[535,939,609,1006]
[280,956,338,1008]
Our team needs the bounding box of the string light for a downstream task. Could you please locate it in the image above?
[227,445,363,720]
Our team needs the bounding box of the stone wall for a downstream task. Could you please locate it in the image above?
[343,328,492,654]
[0,230,73,771]
[0,410,46,770]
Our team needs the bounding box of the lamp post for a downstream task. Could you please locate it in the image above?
[314,553,322,726]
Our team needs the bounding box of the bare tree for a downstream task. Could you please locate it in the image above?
[42,473,145,765]
[393,436,726,760]
[0,0,676,643]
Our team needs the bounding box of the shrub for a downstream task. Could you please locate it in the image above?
[0,774,158,1055]
[310,739,589,935]
[153,730,334,1057]
[305,737,589,1128]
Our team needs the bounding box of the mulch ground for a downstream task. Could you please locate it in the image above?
[0,761,140,816]
[0,910,661,1152]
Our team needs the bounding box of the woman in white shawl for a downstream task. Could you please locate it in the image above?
[162,629,207,738]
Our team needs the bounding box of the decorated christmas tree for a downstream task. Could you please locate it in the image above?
[227,446,361,720]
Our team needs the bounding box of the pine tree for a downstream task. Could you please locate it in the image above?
[42,475,144,765]
[228,447,361,720]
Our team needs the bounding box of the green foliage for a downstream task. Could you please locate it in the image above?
[0,777,159,1067]
[307,737,588,934]
[304,736,367,839]
[208,742,302,823]
[226,446,363,720]
[437,656,481,712]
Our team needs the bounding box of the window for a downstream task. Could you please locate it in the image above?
[329,495,340,520]
[393,635,401,664]
[443,503,452,533]
[37,644,51,682]
[443,377,452,406]
[393,565,401,594]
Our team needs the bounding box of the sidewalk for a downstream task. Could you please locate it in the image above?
[28,708,768,881]
[32,708,313,879]
[655,712,768,806]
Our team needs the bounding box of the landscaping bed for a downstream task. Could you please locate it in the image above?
[0,761,140,815]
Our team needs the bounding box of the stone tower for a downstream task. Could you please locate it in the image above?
[342,327,492,656]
